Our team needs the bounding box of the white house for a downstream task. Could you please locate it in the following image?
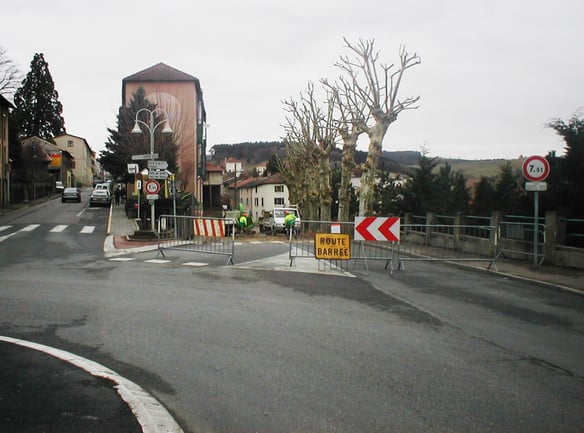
[235,173,292,223]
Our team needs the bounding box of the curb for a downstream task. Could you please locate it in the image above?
[0,336,184,433]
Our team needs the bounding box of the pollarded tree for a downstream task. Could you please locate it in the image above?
[100,87,177,183]
[12,53,65,139]
[335,38,421,215]
[322,72,370,222]
[281,82,337,221]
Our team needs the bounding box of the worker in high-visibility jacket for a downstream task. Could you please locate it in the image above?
[239,213,248,232]
[284,211,296,230]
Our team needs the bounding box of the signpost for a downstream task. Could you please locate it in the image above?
[148,160,168,170]
[131,153,158,161]
[522,155,550,267]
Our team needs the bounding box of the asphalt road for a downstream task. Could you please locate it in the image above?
[1,197,584,433]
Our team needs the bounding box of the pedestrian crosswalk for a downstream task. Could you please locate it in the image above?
[0,224,97,243]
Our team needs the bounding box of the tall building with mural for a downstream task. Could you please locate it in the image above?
[122,63,207,210]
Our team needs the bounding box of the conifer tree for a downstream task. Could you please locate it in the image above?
[100,87,177,182]
[12,53,65,139]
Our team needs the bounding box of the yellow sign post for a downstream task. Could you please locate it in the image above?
[315,233,351,260]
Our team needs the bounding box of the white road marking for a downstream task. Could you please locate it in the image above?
[182,262,208,267]
[109,257,136,262]
[0,226,12,232]
[80,226,95,234]
[50,225,68,233]
[144,259,171,264]
[21,224,40,232]
[0,336,184,433]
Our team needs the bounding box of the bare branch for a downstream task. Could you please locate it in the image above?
[0,47,22,97]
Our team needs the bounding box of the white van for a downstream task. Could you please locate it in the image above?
[264,207,301,234]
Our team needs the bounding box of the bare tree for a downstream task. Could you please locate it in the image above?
[336,38,420,215]
[322,73,370,222]
[0,47,22,97]
[281,82,337,221]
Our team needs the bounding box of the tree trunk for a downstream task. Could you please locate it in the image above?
[338,136,357,222]
[360,118,390,215]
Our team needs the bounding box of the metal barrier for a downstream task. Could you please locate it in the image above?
[288,220,395,274]
[156,215,236,265]
[288,220,498,273]
[497,221,545,266]
[397,224,497,270]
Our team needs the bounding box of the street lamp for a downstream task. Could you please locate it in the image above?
[131,108,173,231]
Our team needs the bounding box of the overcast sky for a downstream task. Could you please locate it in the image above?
[2,0,583,160]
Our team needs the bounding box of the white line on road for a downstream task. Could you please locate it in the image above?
[21,224,40,232]
[0,225,12,232]
[0,335,184,433]
[80,226,95,234]
[50,225,68,233]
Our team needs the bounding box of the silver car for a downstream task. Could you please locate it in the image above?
[89,189,111,207]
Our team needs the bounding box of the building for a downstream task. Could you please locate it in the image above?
[0,94,14,207]
[122,63,207,211]
[21,137,74,188]
[233,173,292,223]
[53,133,95,187]
[202,161,224,212]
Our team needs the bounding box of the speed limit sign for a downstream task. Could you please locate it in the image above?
[522,155,550,182]
[144,179,161,194]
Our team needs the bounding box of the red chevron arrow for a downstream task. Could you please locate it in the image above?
[355,216,376,241]
[378,217,400,242]
[354,216,400,241]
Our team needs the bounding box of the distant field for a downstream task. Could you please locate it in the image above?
[405,158,522,179]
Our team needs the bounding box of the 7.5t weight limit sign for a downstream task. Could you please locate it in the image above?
[522,155,550,182]
[144,179,161,195]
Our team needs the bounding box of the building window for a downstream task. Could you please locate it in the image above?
[274,185,284,193]
[274,197,284,205]
[261,198,264,206]
[254,198,259,206]
[67,140,74,147]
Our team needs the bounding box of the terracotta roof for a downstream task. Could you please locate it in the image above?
[233,173,285,189]
[206,161,223,172]
[123,63,198,83]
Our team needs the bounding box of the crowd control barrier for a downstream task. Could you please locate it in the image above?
[288,220,498,274]
[157,215,236,265]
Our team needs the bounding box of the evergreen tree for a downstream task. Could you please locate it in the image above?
[548,113,584,215]
[398,156,439,214]
[471,176,496,216]
[494,162,526,214]
[100,87,177,182]
[12,53,65,139]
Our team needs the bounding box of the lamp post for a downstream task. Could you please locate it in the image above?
[131,108,173,232]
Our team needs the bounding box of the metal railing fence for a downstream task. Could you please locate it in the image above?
[157,215,236,265]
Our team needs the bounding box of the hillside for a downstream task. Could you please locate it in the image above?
[428,158,522,179]
[209,142,519,179]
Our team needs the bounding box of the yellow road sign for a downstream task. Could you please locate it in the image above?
[315,233,351,260]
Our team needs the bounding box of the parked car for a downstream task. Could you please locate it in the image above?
[95,183,111,193]
[61,187,81,203]
[55,181,64,192]
[89,189,111,207]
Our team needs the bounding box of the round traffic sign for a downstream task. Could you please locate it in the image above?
[522,155,550,182]
[144,179,161,194]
